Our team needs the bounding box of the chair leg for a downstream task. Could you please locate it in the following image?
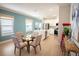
[14,46,16,54]
[62,50,65,56]
[33,46,37,54]
[68,51,70,56]
[19,49,21,56]
[76,53,78,56]
[66,51,70,56]
[78,53,79,56]
[39,44,41,50]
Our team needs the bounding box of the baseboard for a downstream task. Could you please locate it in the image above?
[0,39,12,44]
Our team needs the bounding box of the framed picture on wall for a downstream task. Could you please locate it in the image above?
[71,4,79,42]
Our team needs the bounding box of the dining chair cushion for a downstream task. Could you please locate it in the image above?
[30,41,37,46]
[19,42,27,48]
[13,37,27,49]
[30,35,42,46]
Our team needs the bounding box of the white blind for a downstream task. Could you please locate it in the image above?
[0,15,14,36]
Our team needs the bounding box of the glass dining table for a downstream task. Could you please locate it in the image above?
[22,36,32,53]
[22,35,35,53]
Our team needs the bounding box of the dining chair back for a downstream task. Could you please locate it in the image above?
[64,36,79,56]
[12,32,27,56]
[35,35,42,45]
[15,32,24,40]
[13,37,20,48]
[30,35,42,54]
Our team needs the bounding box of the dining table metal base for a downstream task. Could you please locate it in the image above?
[27,41,30,53]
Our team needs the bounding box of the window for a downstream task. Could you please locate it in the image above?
[0,14,14,36]
[26,19,32,32]
[35,22,42,30]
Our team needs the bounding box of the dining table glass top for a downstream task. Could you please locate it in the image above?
[23,35,32,41]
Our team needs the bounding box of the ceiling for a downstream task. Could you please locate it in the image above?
[0,3,70,19]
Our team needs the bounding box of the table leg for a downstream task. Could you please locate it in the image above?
[27,41,30,53]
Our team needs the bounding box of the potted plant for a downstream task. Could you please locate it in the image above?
[64,27,69,37]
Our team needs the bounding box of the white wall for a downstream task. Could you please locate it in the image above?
[44,17,59,26]
[58,4,71,41]
[43,6,59,27]
[42,4,71,40]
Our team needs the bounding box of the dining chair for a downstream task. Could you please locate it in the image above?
[12,32,27,56]
[30,35,42,54]
[64,36,79,56]
[15,32,24,40]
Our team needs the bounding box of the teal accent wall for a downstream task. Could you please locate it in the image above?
[0,9,42,42]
